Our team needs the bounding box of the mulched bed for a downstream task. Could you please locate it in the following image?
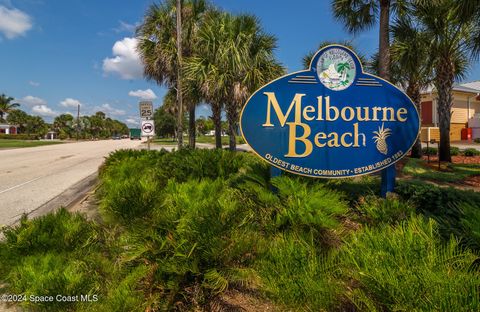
[461,175,480,187]
[422,155,480,164]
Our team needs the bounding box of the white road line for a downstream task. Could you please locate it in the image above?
[0,177,42,195]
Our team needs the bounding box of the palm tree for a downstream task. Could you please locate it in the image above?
[414,0,479,162]
[457,0,480,56]
[137,0,209,149]
[184,10,230,149]
[0,94,20,122]
[25,115,47,137]
[332,0,398,80]
[53,114,74,138]
[185,11,284,150]
[6,109,28,133]
[227,15,284,151]
[389,17,433,158]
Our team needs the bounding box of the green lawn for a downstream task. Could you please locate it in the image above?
[0,139,64,149]
[402,158,480,183]
[153,135,245,146]
[195,135,245,145]
[151,137,178,145]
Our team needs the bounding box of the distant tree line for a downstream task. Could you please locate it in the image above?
[52,111,129,140]
[4,105,129,140]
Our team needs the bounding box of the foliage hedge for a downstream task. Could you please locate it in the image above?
[1,149,479,311]
[464,148,480,156]
[0,133,39,140]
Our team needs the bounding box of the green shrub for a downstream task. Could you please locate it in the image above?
[459,203,480,250]
[256,233,342,311]
[114,179,258,308]
[396,181,480,216]
[0,133,39,140]
[1,208,99,256]
[463,148,480,156]
[396,181,480,248]
[99,163,160,223]
[5,253,101,312]
[340,216,480,311]
[422,146,438,155]
[450,146,460,155]
[474,138,480,143]
[434,202,480,251]
[98,149,267,224]
[325,175,380,203]
[0,210,112,312]
[271,177,348,237]
[93,265,151,312]
[355,195,415,225]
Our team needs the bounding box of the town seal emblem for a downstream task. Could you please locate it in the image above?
[317,47,356,91]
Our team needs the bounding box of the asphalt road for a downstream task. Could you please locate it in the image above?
[0,139,142,226]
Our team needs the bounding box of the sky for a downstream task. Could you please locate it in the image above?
[1,0,479,127]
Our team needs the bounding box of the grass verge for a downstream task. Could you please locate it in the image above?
[0,139,64,149]
[402,157,480,182]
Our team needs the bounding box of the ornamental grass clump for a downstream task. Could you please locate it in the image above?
[255,233,343,311]
[340,216,480,311]
[1,208,99,256]
[355,195,415,226]
[0,209,110,312]
[113,178,260,309]
[270,177,348,242]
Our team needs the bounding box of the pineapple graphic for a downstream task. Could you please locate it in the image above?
[372,123,392,155]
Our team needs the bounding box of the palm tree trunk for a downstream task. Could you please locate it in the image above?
[176,0,184,149]
[378,0,391,80]
[212,103,222,149]
[188,103,196,149]
[226,102,237,151]
[435,58,454,162]
[407,82,422,158]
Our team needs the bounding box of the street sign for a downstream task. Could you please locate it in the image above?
[139,101,153,119]
[141,120,155,136]
[240,45,420,179]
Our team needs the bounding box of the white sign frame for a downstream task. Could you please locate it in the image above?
[141,120,155,136]
[139,101,153,119]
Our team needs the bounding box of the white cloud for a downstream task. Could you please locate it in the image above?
[125,117,139,126]
[0,6,32,39]
[102,37,143,80]
[28,80,40,87]
[93,103,126,116]
[60,98,82,108]
[32,105,57,117]
[128,88,157,100]
[18,95,46,107]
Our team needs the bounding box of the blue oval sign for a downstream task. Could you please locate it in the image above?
[240,45,420,178]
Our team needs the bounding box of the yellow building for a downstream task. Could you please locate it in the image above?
[420,81,480,142]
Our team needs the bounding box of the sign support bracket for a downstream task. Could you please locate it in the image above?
[380,165,396,197]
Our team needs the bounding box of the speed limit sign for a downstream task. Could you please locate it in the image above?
[139,101,153,119]
[141,120,155,136]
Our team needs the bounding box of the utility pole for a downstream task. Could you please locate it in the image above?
[76,104,80,141]
[176,0,183,149]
